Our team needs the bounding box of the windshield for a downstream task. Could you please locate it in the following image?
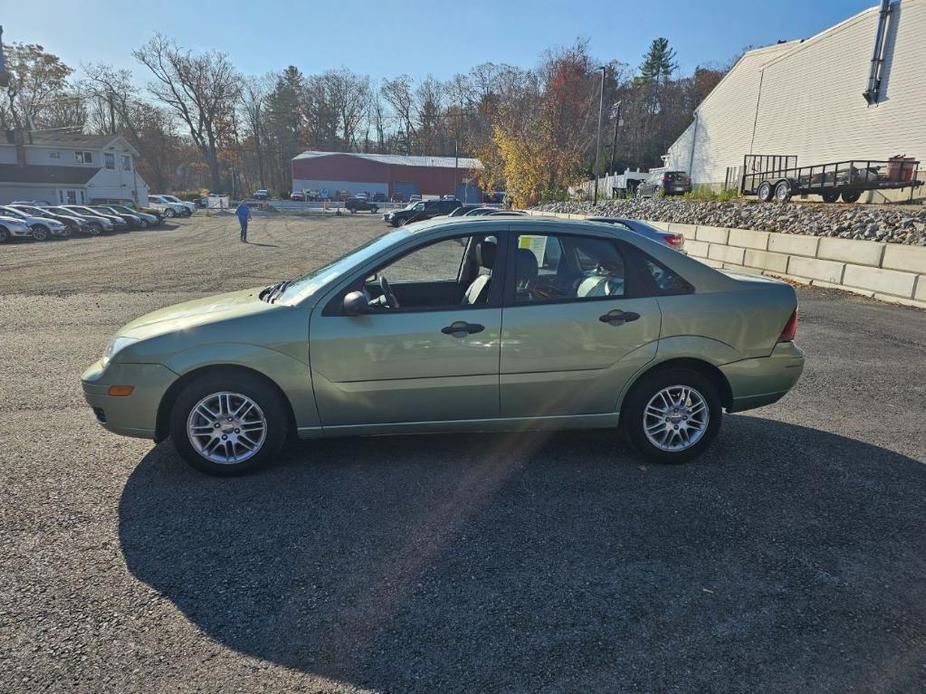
[13,205,44,216]
[0,207,26,218]
[163,195,181,203]
[277,229,409,305]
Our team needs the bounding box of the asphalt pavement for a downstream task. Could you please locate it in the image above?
[1,214,924,692]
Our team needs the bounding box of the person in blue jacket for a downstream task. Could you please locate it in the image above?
[235,201,251,242]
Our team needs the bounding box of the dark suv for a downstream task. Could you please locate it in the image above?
[383,198,462,226]
[345,197,380,213]
[638,170,692,197]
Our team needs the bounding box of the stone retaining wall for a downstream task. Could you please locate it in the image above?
[527,211,926,309]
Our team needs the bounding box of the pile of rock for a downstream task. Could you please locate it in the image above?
[533,198,926,245]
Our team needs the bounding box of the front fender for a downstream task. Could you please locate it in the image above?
[163,343,320,428]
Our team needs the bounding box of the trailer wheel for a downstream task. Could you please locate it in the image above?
[757,181,773,202]
[821,191,839,203]
[841,191,861,203]
[774,180,792,203]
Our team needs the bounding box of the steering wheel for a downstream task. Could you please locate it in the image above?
[379,275,400,309]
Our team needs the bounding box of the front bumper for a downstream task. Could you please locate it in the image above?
[81,359,178,439]
[720,341,805,412]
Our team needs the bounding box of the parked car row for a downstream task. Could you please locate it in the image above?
[148,194,195,218]
[0,201,172,243]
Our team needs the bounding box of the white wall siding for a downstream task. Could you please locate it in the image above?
[684,43,795,185]
[666,0,926,192]
[0,184,60,204]
[753,0,925,167]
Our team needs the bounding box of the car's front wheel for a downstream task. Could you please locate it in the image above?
[164,208,175,218]
[32,225,50,241]
[622,368,721,464]
[169,371,289,475]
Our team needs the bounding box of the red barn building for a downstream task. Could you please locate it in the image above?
[291,151,483,201]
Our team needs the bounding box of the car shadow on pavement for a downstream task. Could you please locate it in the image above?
[119,415,926,692]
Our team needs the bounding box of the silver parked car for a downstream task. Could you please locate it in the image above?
[0,215,33,242]
[0,205,69,241]
[587,217,685,251]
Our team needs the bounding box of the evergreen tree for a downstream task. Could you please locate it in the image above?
[639,38,678,84]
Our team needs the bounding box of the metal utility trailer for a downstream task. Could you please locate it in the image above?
[741,153,922,203]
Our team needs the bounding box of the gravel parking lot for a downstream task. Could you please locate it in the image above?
[2,213,925,692]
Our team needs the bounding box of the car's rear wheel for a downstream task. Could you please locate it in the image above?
[169,371,288,476]
[622,368,722,464]
[0,226,9,243]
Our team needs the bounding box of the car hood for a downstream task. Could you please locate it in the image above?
[118,287,279,340]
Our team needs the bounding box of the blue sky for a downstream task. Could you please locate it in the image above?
[3,0,876,82]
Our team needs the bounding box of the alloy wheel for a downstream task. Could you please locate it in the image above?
[643,385,710,452]
[186,391,268,465]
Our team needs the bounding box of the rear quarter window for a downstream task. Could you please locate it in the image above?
[627,246,694,296]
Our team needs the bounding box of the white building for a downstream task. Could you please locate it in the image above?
[665,0,926,201]
[0,131,149,205]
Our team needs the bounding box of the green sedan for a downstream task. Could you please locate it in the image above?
[82,217,804,475]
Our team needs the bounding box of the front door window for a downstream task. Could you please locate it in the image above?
[363,234,496,310]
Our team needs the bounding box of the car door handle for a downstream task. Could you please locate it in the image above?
[441,321,485,337]
[598,310,640,325]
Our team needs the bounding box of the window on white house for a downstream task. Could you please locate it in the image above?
[104,153,115,169]
[122,155,131,171]
[49,151,60,159]
[76,151,93,164]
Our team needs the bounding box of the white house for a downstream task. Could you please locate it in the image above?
[0,130,149,206]
[665,0,926,201]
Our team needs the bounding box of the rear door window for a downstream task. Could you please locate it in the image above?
[510,233,626,303]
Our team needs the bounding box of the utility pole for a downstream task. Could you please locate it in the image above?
[593,66,606,205]
[0,26,9,87]
[609,100,622,174]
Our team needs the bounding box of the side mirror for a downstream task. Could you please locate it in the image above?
[343,291,371,316]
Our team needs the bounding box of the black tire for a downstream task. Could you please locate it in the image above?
[182,209,192,217]
[0,226,9,243]
[87,222,102,236]
[774,180,792,203]
[821,191,839,203]
[164,208,175,218]
[621,368,722,464]
[756,181,773,202]
[841,191,861,203]
[32,225,50,242]
[169,371,289,476]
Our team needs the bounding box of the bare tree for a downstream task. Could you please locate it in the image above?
[239,75,273,189]
[321,68,371,151]
[134,35,240,191]
[0,42,74,130]
[381,75,416,154]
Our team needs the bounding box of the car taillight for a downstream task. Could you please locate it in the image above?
[666,234,684,247]
[778,309,798,342]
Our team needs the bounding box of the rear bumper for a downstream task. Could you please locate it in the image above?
[720,342,805,413]
[81,359,178,439]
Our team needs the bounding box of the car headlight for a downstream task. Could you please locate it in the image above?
[101,336,138,367]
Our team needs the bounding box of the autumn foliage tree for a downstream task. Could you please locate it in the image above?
[489,43,597,206]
